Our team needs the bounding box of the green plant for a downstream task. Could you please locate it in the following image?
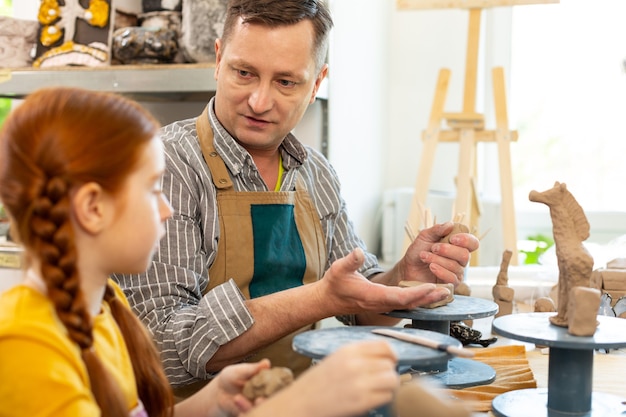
[0,98,11,127]
[0,0,12,16]
[519,233,554,265]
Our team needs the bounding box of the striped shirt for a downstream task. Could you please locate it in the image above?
[112,98,382,386]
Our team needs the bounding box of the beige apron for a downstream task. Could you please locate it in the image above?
[197,107,327,373]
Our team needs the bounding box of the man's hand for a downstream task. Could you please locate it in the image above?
[316,248,452,315]
[397,221,479,287]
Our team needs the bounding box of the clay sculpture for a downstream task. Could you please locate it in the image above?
[529,182,594,329]
[492,249,514,318]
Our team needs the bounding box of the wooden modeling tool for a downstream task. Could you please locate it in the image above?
[372,328,474,358]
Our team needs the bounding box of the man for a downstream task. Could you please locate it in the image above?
[113,0,478,395]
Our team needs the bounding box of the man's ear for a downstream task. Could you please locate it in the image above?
[214,38,223,80]
[71,182,107,234]
[310,63,328,104]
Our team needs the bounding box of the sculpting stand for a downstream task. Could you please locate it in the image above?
[293,326,462,417]
[492,312,626,417]
[387,295,499,388]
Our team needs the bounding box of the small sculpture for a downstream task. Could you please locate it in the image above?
[34,0,112,67]
[492,249,515,318]
[112,27,178,64]
[529,182,594,329]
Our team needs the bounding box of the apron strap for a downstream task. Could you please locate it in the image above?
[196,106,233,190]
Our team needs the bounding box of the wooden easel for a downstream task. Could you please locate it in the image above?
[399,0,558,266]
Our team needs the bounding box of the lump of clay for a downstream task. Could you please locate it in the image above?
[399,281,454,308]
[534,297,556,313]
[454,281,471,296]
[393,380,471,417]
[242,367,294,401]
[567,286,601,337]
[439,222,470,244]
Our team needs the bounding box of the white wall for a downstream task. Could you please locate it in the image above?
[328,3,513,260]
[326,0,391,255]
[13,1,37,19]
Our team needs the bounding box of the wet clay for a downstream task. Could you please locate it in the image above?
[242,367,294,400]
[399,281,454,308]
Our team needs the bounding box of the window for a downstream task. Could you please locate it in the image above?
[510,0,626,212]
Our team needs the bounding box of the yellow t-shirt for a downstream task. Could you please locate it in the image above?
[0,281,142,417]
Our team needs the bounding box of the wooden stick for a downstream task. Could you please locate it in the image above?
[404,222,417,242]
[372,328,474,358]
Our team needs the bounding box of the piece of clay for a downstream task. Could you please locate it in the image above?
[399,281,454,308]
[567,286,601,336]
[529,182,594,328]
[393,379,471,417]
[454,281,471,296]
[492,249,515,318]
[242,367,294,400]
[534,297,556,313]
[439,222,470,244]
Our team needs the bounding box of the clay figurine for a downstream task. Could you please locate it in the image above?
[529,182,594,328]
[492,249,515,318]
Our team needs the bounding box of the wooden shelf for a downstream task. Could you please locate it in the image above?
[0,63,218,101]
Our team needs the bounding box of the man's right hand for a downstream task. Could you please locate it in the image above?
[315,248,451,316]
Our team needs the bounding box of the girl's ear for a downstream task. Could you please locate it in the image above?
[71,182,108,234]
